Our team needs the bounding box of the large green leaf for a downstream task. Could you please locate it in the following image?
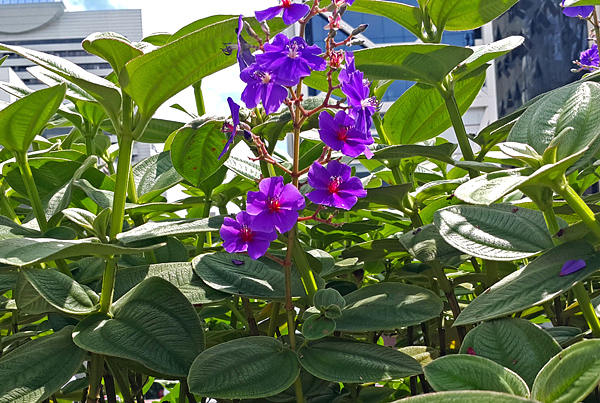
[116,215,226,245]
[532,339,600,403]
[454,37,524,79]
[334,283,443,331]
[0,215,41,241]
[102,117,185,143]
[0,237,155,267]
[367,142,457,164]
[22,268,99,315]
[427,0,519,31]
[434,204,554,261]
[459,318,562,386]
[111,262,229,304]
[82,32,144,74]
[192,252,307,299]
[383,69,486,144]
[400,224,468,267]
[0,43,122,122]
[133,151,183,203]
[298,338,422,383]
[170,120,230,188]
[354,44,472,86]
[424,355,529,396]
[0,326,86,403]
[341,238,408,262]
[0,84,66,154]
[508,82,600,171]
[455,241,600,326]
[73,277,204,378]
[353,183,413,210]
[349,0,423,40]
[14,273,55,315]
[394,391,537,403]
[188,336,299,399]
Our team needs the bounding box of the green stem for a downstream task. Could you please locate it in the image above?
[372,111,390,145]
[195,191,213,255]
[193,80,206,117]
[268,302,282,337]
[0,182,19,224]
[442,93,477,179]
[15,152,48,232]
[430,260,465,342]
[84,135,96,157]
[291,237,318,301]
[87,354,105,403]
[105,357,134,403]
[573,282,600,338]
[554,180,600,241]
[127,166,138,204]
[542,207,562,244]
[226,299,250,330]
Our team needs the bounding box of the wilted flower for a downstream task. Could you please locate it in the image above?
[580,44,599,70]
[247,176,306,233]
[256,34,326,85]
[559,259,586,276]
[561,0,594,18]
[307,160,367,210]
[318,111,373,158]
[341,69,377,133]
[240,63,292,114]
[219,97,241,159]
[220,211,277,259]
[255,0,310,25]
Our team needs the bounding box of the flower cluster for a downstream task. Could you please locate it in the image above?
[220,0,371,260]
[561,0,594,18]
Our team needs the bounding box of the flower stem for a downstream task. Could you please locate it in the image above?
[372,111,390,145]
[554,179,600,241]
[291,236,318,301]
[442,93,477,179]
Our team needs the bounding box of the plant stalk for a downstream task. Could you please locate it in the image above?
[0,182,19,224]
[15,151,48,232]
[442,94,477,179]
[291,237,318,300]
[372,111,390,145]
[267,302,282,337]
[106,357,134,403]
[573,282,600,338]
[87,354,105,403]
[430,260,465,342]
[554,181,600,241]
[195,191,213,255]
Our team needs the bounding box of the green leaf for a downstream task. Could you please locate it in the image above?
[396,391,537,402]
[0,267,18,294]
[341,238,408,262]
[14,274,55,314]
[170,120,231,188]
[133,151,183,203]
[21,268,99,315]
[532,339,600,403]
[459,318,562,386]
[313,288,346,310]
[302,315,337,340]
[349,0,423,40]
[507,82,600,171]
[353,183,413,210]
[0,215,42,241]
[354,44,472,86]
[298,338,422,383]
[102,118,185,143]
[73,277,204,378]
[188,336,299,399]
[400,224,468,266]
[0,326,86,403]
[434,204,555,261]
[427,0,519,31]
[558,0,600,6]
[334,283,443,331]
[116,215,226,245]
[424,355,529,396]
[0,236,156,267]
[454,36,524,79]
[82,32,144,74]
[0,43,122,122]
[111,262,229,304]
[0,84,66,154]
[382,70,486,144]
[367,142,458,164]
[455,241,600,326]
[192,252,307,299]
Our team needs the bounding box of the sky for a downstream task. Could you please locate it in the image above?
[62,0,276,122]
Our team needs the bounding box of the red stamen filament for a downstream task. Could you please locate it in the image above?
[328,176,342,194]
[240,226,253,242]
[268,197,281,212]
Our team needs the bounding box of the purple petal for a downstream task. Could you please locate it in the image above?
[259,176,284,197]
[307,188,336,207]
[282,3,310,25]
[247,238,272,259]
[561,1,594,18]
[241,82,262,109]
[331,192,358,210]
[273,209,299,233]
[279,183,306,210]
[232,259,245,265]
[326,160,352,182]
[249,210,278,232]
[262,82,288,114]
[559,259,586,276]
[218,133,234,160]
[227,97,241,128]
[255,5,283,22]
[307,161,331,189]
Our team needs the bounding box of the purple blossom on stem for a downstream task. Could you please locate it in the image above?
[236,15,256,71]
[307,160,367,210]
[255,0,310,25]
[220,211,277,259]
[247,176,306,233]
[318,111,373,158]
[219,97,241,159]
[559,259,586,276]
[240,63,291,114]
[256,34,326,85]
[561,0,594,18]
[341,69,377,133]
[338,51,357,84]
[580,44,599,70]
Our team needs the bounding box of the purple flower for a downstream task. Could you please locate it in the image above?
[307,160,367,210]
[256,34,326,85]
[318,111,373,158]
[580,44,599,69]
[559,259,586,276]
[220,211,277,259]
[334,0,355,5]
[338,51,357,84]
[247,176,306,233]
[255,0,310,25]
[240,63,291,114]
[219,97,241,159]
[561,0,594,18]
[236,15,256,71]
[341,69,377,133]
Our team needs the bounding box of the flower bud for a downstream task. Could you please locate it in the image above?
[351,24,368,36]
[260,20,270,36]
[348,38,365,47]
